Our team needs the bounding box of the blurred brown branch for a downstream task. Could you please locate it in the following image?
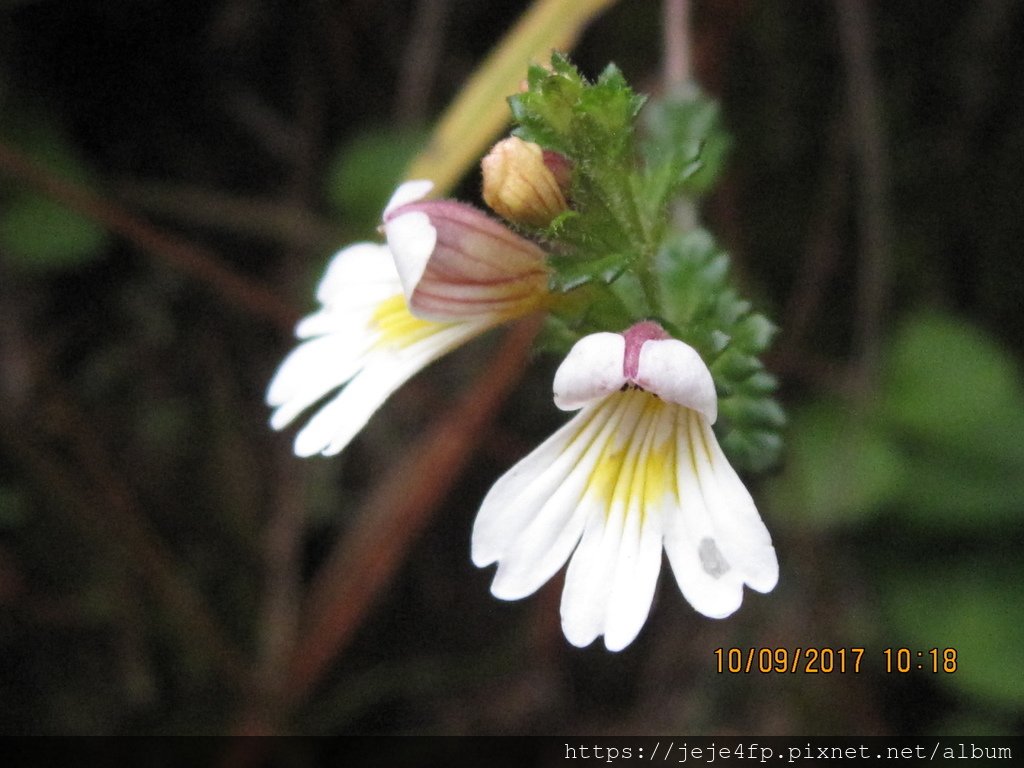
[770,112,850,383]
[283,315,543,710]
[115,180,344,252]
[0,140,301,334]
[395,0,452,124]
[663,0,692,88]
[835,0,892,393]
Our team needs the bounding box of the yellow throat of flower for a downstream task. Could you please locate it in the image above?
[370,294,447,348]
[581,389,685,520]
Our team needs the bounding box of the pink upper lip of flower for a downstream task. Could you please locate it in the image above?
[381,180,550,322]
[621,320,672,379]
[552,321,718,422]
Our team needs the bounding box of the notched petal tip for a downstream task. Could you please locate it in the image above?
[553,333,627,410]
[745,547,780,594]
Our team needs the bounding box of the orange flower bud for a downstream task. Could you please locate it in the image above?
[481,137,569,227]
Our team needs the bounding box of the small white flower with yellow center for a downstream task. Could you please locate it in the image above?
[472,321,778,651]
[267,180,549,457]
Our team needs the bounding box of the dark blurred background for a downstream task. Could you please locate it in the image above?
[0,0,1022,736]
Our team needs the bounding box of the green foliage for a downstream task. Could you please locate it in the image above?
[511,54,649,261]
[658,228,783,471]
[0,112,108,273]
[0,195,107,271]
[509,54,781,471]
[641,85,731,204]
[511,53,646,163]
[767,401,903,527]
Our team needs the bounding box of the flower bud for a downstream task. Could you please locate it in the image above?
[481,137,569,227]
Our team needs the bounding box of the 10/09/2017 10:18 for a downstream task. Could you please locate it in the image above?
[713,647,959,674]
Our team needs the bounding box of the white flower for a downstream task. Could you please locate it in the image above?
[471,321,778,651]
[266,182,549,458]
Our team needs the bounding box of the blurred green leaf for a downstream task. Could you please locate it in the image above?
[882,313,1024,529]
[325,128,426,228]
[882,565,1024,709]
[0,194,106,271]
[882,312,1024,459]
[640,86,731,201]
[767,400,903,528]
[770,311,1024,531]
[0,111,108,272]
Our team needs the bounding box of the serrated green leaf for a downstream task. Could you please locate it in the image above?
[742,371,779,395]
[711,350,763,382]
[547,252,628,292]
[732,313,778,353]
[641,86,732,202]
[719,427,783,474]
[719,396,787,430]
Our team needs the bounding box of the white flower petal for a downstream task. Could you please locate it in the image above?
[637,338,718,422]
[384,179,434,216]
[293,304,373,339]
[384,210,436,299]
[690,414,779,593]
[602,408,671,651]
[292,321,486,457]
[475,385,777,648]
[270,180,548,461]
[266,333,373,429]
[471,327,777,650]
[559,393,651,647]
[472,406,602,566]
[603,510,663,652]
[560,509,624,648]
[553,332,627,411]
[662,408,765,618]
[481,402,625,600]
[315,243,401,309]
